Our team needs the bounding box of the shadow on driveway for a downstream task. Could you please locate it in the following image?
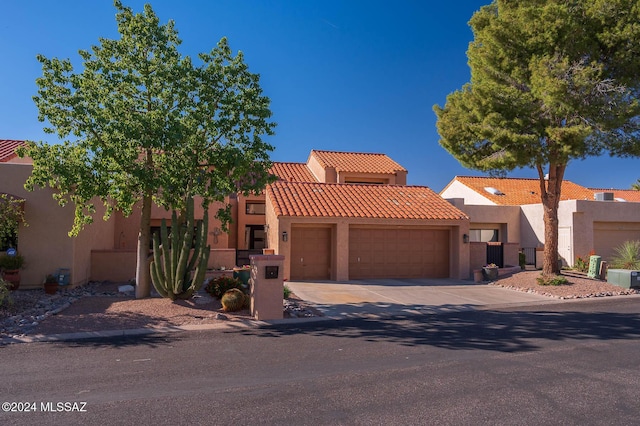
[241,298,640,353]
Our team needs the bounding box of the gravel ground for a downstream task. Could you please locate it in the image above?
[2,270,637,339]
[490,270,640,299]
[0,282,320,339]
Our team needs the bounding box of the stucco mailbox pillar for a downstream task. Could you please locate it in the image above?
[250,255,284,321]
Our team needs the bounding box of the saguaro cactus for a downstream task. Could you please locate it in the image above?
[150,197,210,300]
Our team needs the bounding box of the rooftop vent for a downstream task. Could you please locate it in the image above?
[484,187,505,196]
[594,192,614,201]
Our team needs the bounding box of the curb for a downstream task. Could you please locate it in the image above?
[3,293,639,345]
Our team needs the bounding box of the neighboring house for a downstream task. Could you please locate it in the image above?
[441,176,640,268]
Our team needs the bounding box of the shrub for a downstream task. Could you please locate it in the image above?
[0,254,24,270]
[221,288,246,312]
[205,276,244,299]
[519,252,526,270]
[536,274,569,286]
[574,256,589,273]
[283,284,291,299]
[609,240,640,270]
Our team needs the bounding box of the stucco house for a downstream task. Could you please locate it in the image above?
[441,176,640,268]
[261,150,470,281]
[2,142,472,288]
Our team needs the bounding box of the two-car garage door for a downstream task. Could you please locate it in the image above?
[349,227,450,279]
[290,226,451,280]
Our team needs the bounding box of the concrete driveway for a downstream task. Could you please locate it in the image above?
[286,278,553,318]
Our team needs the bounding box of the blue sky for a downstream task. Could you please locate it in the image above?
[1,0,638,192]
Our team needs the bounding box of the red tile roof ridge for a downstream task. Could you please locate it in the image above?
[311,149,388,156]
[589,187,638,192]
[309,150,407,173]
[267,181,468,220]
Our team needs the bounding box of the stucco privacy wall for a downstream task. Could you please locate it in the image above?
[0,163,113,288]
[447,199,521,243]
[469,242,520,272]
[91,198,238,281]
[112,199,230,251]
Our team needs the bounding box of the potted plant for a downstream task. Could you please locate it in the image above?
[43,274,59,295]
[233,265,251,289]
[482,263,499,281]
[0,253,24,291]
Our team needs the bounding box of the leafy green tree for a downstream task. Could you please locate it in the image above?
[18,1,276,297]
[632,179,640,191]
[434,0,640,276]
[0,193,26,251]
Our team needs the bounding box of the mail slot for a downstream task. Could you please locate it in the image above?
[265,265,279,279]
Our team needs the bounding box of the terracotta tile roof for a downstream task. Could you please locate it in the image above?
[590,188,640,203]
[0,140,27,162]
[450,176,594,205]
[310,150,407,174]
[267,181,468,220]
[270,162,317,182]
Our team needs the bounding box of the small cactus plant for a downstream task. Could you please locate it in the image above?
[221,288,246,312]
[205,276,244,299]
[150,197,210,300]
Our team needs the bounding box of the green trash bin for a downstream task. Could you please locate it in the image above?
[587,255,601,279]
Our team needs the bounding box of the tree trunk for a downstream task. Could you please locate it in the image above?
[135,193,153,298]
[539,163,565,276]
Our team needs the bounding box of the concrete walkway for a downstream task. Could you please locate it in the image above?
[286,278,554,318]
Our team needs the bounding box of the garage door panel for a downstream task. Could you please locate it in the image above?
[291,227,331,280]
[349,228,450,279]
[594,222,640,262]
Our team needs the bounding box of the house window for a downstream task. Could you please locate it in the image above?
[246,202,265,215]
[469,229,499,242]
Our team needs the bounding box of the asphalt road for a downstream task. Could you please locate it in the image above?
[2,297,640,425]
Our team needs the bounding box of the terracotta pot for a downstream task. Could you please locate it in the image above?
[2,269,20,291]
[44,282,59,295]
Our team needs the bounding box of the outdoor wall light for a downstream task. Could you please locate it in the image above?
[463,234,470,244]
[282,231,288,242]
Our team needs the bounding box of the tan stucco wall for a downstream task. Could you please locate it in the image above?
[306,154,333,183]
[520,204,545,248]
[337,171,406,185]
[113,198,231,251]
[90,247,238,282]
[1,163,112,289]
[441,181,496,205]
[449,202,521,243]
[6,155,32,164]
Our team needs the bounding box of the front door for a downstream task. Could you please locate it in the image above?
[558,227,572,267]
